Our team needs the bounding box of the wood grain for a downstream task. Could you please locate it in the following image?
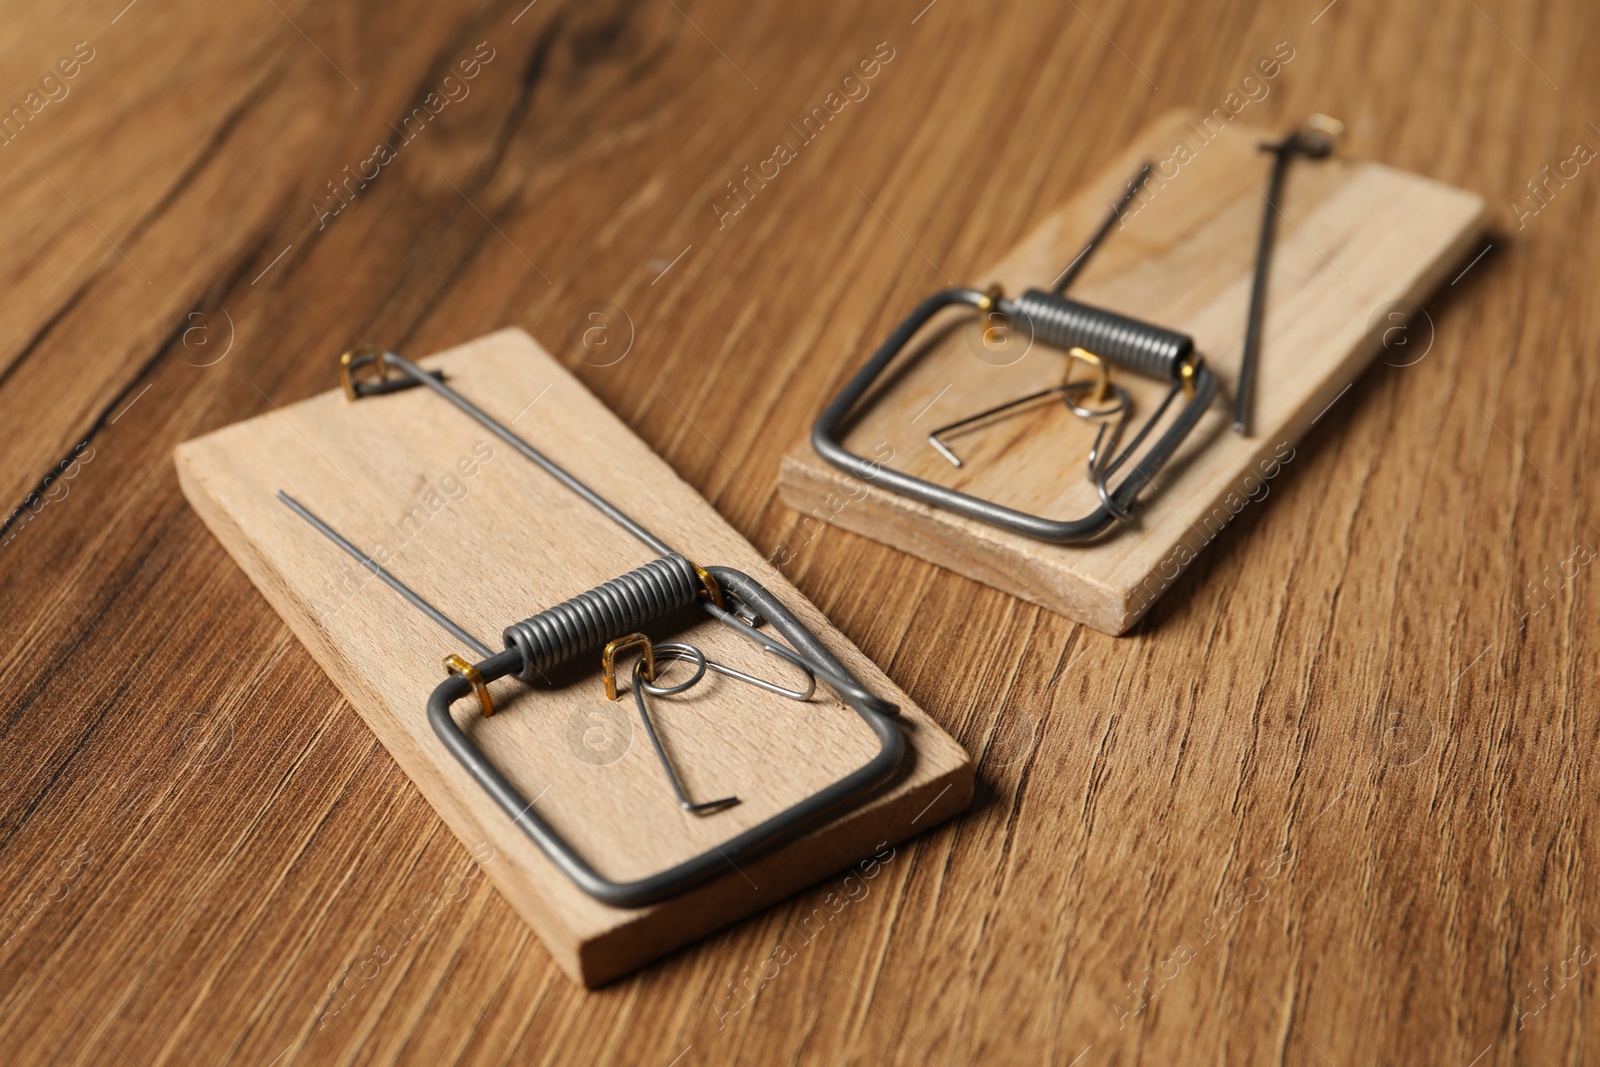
[174,329,971,986]
[1,0,1597,1064]
[779,110,1486,634]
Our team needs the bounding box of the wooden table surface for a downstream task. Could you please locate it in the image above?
[1,0,1594,1064]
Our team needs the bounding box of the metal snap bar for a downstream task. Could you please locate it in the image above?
[812,162,1220,543]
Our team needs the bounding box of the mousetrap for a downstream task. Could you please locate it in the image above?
[779,110,1485,634]
[174,328,972,986]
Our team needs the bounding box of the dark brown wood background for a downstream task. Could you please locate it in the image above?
[1,0,1595,1063]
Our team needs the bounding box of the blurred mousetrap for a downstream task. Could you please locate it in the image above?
[780,109,1485,634]
[174,328,972,987]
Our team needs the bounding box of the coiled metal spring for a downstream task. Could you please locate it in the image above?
[1012,288,1193,381]
[502,553,700,682]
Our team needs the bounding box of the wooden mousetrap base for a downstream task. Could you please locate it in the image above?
[174,329,972,987]
[778,110,1485,635]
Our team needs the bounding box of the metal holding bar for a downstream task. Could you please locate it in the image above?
[1235,115,1345,436]
[276,490,493,658]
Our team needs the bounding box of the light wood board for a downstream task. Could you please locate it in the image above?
[779,110,1486,634]
[173,328,971,987]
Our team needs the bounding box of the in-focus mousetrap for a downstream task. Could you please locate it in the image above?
[175,328,972,986]
[780,110,1485,634]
